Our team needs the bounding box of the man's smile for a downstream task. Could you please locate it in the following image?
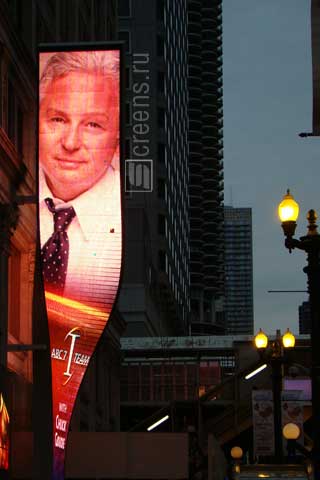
[55,157,87,169]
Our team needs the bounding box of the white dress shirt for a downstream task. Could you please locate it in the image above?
[39,166,122,311]
[40,164,122,467]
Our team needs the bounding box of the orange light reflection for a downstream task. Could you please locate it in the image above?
[45,291,109,319]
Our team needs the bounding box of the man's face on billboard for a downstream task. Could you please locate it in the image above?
[39,70,119,201]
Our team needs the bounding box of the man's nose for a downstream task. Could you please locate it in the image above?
[61,124,81,151]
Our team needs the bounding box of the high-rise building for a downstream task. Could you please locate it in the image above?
[299,301,311,334]
[118,0,225,338]
[118,0,190,337]
[188,0,225,335]
[224,206,254,335]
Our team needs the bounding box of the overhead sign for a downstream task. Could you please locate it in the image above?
[38,45,123,479]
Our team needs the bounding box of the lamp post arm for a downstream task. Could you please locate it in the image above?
[284,237,304,253]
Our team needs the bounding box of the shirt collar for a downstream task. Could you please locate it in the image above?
[39,166,117,241]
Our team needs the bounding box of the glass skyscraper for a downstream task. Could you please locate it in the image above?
[224,206,254,335]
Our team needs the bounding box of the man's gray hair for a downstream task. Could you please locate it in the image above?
[40,50,119,96]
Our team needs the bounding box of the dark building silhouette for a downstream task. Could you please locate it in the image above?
[118,0,225,338]
[188,0,224,335]
[118,0,190,337]
[224,206,254,335]
[299,301,311,334]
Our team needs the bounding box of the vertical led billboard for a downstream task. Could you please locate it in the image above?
[38,47,122,479]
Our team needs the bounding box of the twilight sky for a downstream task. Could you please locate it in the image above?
[223,0,320,335]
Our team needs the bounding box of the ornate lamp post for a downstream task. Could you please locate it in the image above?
[254,328,296,463]
[278,189,320,479]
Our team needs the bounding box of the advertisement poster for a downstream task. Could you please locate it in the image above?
[252,390,275,457]
[282,390,304,451]
[38,47,122,479]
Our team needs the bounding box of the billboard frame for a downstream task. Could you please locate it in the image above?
[34,40,126,480]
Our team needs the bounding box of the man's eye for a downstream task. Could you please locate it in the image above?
[51,117,65,123]
[87,121,103,129]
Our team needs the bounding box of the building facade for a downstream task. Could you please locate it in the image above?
[120,335,235,434]
[118,0,190,337]
[224,206,253,335]
[0,2,122,478]
[188,0,225,336]
[118,0,225,338]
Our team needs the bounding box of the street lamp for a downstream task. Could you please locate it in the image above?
[283,422,300,461]
[254,328,268,349]
[254,328,296,463]
[278,189,320,480]
[282,328,296,349]
[230,446,243,477]
[283,422,300,440]
[283,423,315,478]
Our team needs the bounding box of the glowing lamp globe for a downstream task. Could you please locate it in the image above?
[278,189,299,223]
[282,328,295,349]
[254,329,268,349]
[230,446,243,460]
[282,422,300,440]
